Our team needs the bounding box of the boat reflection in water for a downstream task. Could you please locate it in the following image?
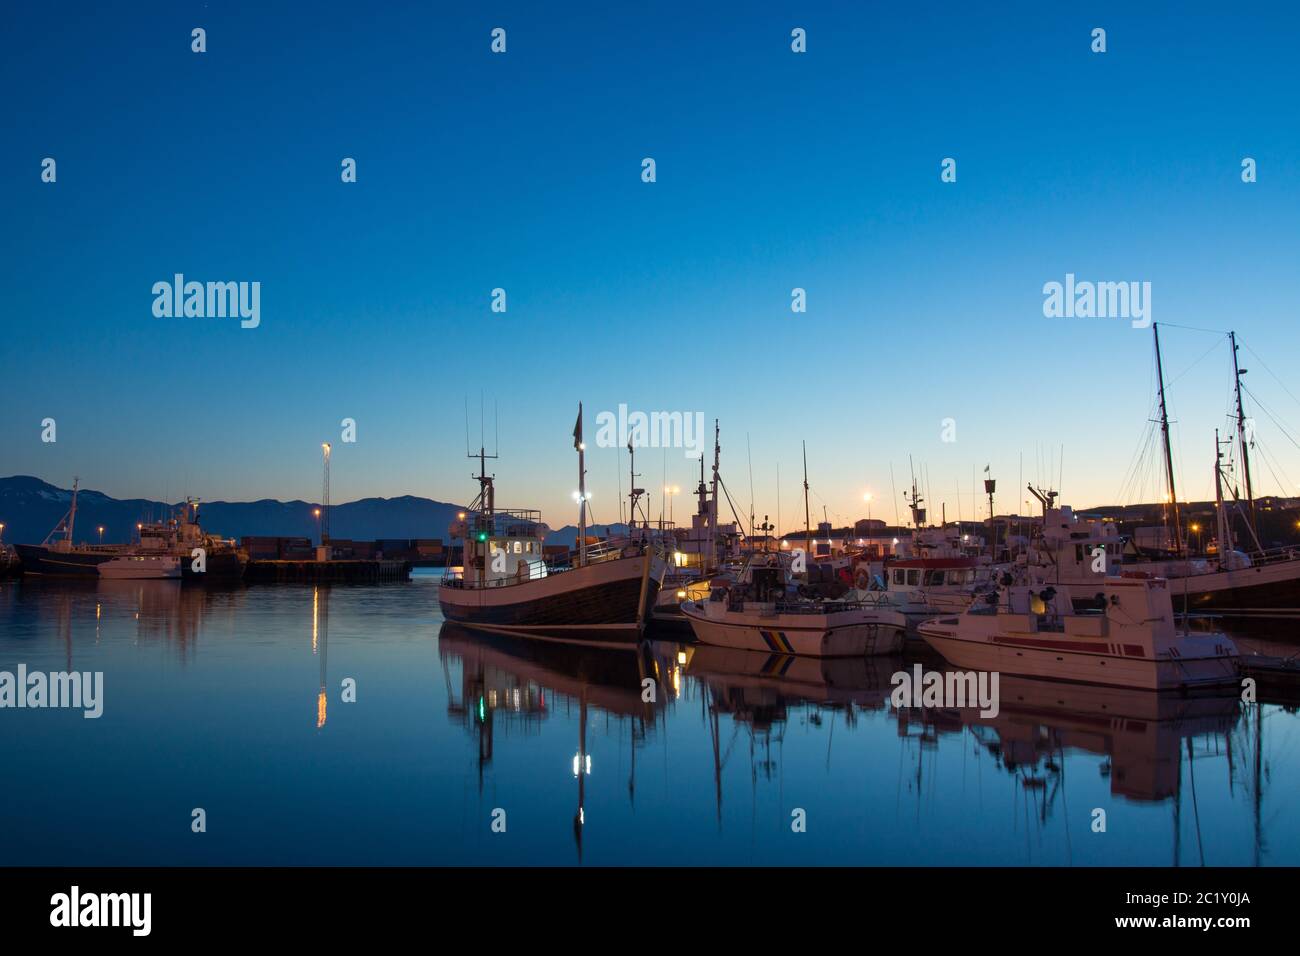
[439,616,1275,862]
[894,672,1242,803]
[438,623,675,860]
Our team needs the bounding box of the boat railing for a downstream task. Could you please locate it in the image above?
[1242,544,1300,567]
[771,598,892,615]
[443,539,650,589]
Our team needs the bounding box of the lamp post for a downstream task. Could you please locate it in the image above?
[313,508,322,547]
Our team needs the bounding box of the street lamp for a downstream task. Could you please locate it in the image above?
[313,507,322,546]
[97,525,105,544]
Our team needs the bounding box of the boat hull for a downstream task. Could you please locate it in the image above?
[681,602,905,657]
[916,623,1238,691]
[180,550,247,583]
[438,553,663,645]
[97,556,180,580]
[1169,561,1300,616]
[13,544,115,576]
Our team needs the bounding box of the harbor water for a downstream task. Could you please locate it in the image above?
[0,571,1295,866]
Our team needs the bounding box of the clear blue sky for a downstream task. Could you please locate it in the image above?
[4,1,1300,531]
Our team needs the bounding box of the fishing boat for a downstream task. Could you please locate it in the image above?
[13,478,122,575]
[98,554,182,580]
[916,577,1239,690]
[438,405,669,644]
[135,499,247,583]
[14,481,246,582]
[642,421,745,634]
[681,551,906,657]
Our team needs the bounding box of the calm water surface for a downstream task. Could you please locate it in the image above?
[1,570,1296,866]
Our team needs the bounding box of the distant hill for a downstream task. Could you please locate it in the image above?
[0,476,467,546]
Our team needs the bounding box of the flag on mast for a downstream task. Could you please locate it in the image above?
[573,403,583,450]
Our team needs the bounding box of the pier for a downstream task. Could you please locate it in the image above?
[244,559,411,584]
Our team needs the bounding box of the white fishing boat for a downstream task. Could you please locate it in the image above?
[681,552,906,657]
[98,554,182,580]
[916,577,1239,691]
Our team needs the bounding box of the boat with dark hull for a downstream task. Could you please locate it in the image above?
[14,482,246,583]
[438,405,668,645]
[13,478,121,576]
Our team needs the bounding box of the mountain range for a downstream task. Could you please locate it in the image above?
[0,476,620,548]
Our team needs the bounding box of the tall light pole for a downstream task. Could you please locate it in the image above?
[97,525,105,544]
[320,443,331,547]
[313,508,322,546]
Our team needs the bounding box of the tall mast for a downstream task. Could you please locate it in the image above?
[67,477,79,545]
[626,440,643,539]
[575,403,587,568]
[802,441,812,559]
[1153,323,1183,554]
[694,448,709,572]
[710,421,720,561]
[1214,429,1233,556]
[1229,331,1257,538]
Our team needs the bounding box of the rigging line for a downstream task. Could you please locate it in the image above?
[1241,382,1300,453]
[1157,321,1229,336]
[1252,440,1292,499]
[1165,334,1230,389]
[1243,340,1300,414]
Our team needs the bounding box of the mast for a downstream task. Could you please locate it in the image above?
[1214,430,1233,556]
[710,421,720,563]
[1152,323,1183,555]
[1229,331,1258,538]
[693,448,709,572]
[575,403,587,568]
[66,477,79,546]
[802,441,812,560]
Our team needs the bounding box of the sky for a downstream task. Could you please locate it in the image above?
[4,1,1300,534]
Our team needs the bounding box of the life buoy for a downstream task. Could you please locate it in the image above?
[855,569,870,591]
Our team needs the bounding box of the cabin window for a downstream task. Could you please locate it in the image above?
[513,541,522,554]
[906,570,920,586]
[925,570,945,586]
[892,569,905,586]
